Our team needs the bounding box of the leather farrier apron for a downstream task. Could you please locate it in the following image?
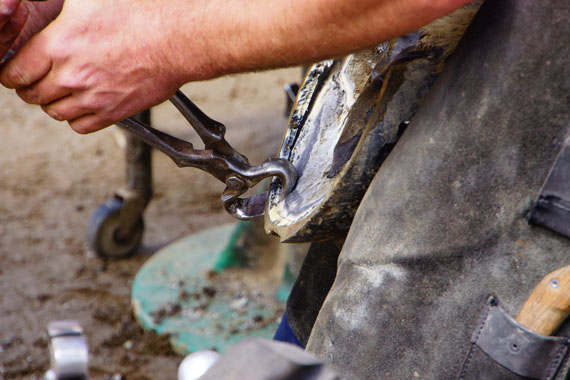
[304,0,570,379]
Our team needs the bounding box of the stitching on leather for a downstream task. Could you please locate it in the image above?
[458,346,475,380]
[556,350,570,380]
[538,198,570,214]
[472,299,494,344]
[547,344,569,380]
[458,299,494,379]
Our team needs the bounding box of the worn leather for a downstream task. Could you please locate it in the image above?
[305,0,570,379]
[286,241,342,346]
[530,137,570,239]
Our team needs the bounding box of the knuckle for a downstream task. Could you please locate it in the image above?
[2,65,28,88]
[69,117,105,135]
[75,71,96,90]
[82,93,105,111]
[69,120,92,134]
[43,106,65,122]
[59,76,82,91]
[49,38,71,61]
[16,87,41,105]
[95,115,114,130]
[59,70,91,92]
[15,87,32,103]
[56,66,94,92]
[109,110,125,125]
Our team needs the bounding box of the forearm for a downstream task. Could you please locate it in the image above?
[176,0,471,81]
[0,0,470,133]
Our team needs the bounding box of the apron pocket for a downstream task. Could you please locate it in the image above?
[457,296,570,380]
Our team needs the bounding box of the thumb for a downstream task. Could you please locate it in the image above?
[0,1,28,62]
[0,23,51,88]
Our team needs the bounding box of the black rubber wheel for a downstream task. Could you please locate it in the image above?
[87,198,144,258]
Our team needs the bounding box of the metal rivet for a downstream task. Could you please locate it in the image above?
[551,279,560,289]
[226,176,244,190]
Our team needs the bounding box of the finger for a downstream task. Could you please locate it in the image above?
[68,113,114,135]
[16,71,71,105]
[0,0,21,27]
[41,94,92,122]
[0,30,51,88]
[0,2,27,55]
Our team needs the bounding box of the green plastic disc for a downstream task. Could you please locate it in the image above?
[132,223,286,354]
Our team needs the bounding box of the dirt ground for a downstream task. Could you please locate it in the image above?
[0,68,300,380]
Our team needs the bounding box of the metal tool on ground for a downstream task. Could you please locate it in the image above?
[516,264,570,336]
[44,321,89,380]
[178,350,221,380]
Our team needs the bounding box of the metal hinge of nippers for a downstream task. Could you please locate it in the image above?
[116,90,297,220]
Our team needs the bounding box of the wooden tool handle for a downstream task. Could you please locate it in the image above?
[516,265,570,336]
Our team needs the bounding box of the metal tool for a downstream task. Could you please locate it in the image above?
[45,321,89,380]
[116,90,297,220]
[178,350,220,380]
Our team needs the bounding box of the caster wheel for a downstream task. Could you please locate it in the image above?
[87,198,144,258]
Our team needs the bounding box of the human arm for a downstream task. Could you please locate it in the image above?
[0,0,471,134]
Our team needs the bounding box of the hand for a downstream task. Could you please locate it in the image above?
[0,0,196,134]
[0,0,28,60]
